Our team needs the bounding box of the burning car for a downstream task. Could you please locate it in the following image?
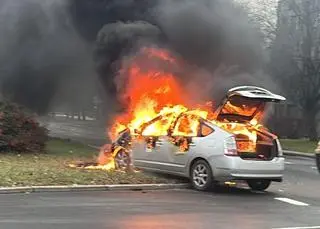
[105,86,286,191]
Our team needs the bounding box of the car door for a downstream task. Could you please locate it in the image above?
[166,116,217,174]
[152,113,198,173]
[133,112,201,174]
[132,114,174,170]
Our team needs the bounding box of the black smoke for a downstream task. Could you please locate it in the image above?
[0,0,95,114]
[78,0,266,107]
[95,21,161,97]
[0,0,268,115]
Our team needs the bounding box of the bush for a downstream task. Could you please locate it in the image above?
[0,102,48,153]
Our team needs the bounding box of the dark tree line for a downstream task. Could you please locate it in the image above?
[270,0,320,140]
[239,0,320,140]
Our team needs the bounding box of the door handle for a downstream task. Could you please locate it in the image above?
[189,143,196,147]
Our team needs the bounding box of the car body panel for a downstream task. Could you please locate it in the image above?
[211,156,284,180]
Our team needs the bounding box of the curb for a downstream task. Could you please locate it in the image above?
[0,183,190,194]
[283,150,315,159]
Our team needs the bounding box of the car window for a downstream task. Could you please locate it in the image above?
[221,96,262,117]
[141,115,174,136]
[172,114,200,137]
[200,123,214,137]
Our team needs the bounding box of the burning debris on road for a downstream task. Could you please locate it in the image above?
[70,47,284,172]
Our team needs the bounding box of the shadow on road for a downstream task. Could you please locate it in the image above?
[211,186,277,197]
[146,171,277,197]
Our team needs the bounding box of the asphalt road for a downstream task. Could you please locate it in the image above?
[12,118,317,229]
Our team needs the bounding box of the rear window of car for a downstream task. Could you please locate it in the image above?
[141,114,175,136]
[200,123,214,137]
[221,96,262,117]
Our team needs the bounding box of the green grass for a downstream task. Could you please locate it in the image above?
[280,139,318,153]
[0,139,176,187]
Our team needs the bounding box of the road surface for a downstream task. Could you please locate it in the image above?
[9,118,316,229]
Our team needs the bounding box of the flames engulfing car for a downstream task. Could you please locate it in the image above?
[110,86,286,191]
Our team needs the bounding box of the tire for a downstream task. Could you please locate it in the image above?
[191,159,214,191]
[247,180,271,191]
[114,150,130,170]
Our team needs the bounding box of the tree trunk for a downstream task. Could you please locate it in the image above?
[305,110,318,141]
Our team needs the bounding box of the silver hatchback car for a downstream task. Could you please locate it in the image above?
[129,86,286,191]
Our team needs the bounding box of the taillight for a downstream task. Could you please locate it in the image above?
[224,136,238,156]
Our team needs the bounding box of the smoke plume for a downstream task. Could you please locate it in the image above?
[95,21,161,99]
[0,0,95,113]
[90,0,276,110]
[0,0,277,116]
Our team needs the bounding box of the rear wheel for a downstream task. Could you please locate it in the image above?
[114,149,130,170]
[247,180,271,191]
[191,160,213,191]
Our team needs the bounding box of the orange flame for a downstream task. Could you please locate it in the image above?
[109,48,199,140]
[70,47,273,171]
[109,47,268,151]
[98,47,269,169]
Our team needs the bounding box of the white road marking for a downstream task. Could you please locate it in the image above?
[273,226,320,229]
[275,197,309,206]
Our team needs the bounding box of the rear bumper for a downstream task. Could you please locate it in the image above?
[210,156,285,182]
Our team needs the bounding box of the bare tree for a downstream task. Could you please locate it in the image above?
[236,0,279,48]
[271,0,320,140]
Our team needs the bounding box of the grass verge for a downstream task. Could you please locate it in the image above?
[280,139,318,153]
[0,139,178,187]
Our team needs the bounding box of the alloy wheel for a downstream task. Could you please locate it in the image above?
[115,150,130,170]
[193,163,209,188]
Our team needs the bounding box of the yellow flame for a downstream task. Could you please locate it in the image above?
[214,121,258,152]
[84,162,115,171]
